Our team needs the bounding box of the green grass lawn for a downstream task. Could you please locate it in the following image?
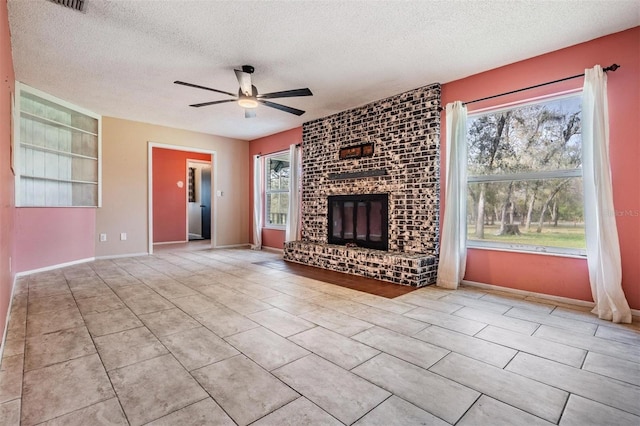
[468,223,586,249]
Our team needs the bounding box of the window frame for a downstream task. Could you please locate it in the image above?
[14,81,102,208]
[263,150,290,230]
[466,92,586,257]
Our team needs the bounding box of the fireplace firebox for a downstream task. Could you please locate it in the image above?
[328,194,388,251]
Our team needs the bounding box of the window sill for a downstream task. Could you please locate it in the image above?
[467,241,587,259]
[263,225,286,231]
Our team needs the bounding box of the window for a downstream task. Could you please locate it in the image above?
[467,94,585,255]
[15,83,101,207]
[188,167,196,203]
[264,152,290,228]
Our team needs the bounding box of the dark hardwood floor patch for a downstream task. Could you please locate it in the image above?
[253,260,418,299]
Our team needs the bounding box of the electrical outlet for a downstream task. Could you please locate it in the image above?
[120,232,127,241]
[100,233,107,242]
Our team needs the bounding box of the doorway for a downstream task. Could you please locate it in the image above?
[187,160,212,241]
[148,142,217,254]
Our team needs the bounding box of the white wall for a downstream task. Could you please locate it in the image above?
[96,116,250,257]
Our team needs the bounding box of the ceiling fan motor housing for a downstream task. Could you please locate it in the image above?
[175,65,311,116]
[238,85,258,98]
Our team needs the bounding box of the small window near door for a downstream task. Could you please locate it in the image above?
[264,152,290,228]
[188,167,196,202]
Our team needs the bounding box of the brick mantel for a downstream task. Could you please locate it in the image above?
[285,83,441,287]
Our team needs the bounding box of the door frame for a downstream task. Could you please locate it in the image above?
[185,159,212,241]
[148,142,218,254]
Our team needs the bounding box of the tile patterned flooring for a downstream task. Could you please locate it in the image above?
[1,248,639,425]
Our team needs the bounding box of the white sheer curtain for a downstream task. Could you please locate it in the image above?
[437,101,468,289]
[251,155,263,250]
[285,144,301,242]
[582,65,631,323]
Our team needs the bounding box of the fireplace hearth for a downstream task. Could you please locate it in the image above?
[328,194,388,250]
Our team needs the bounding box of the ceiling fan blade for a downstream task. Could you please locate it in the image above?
[190,99,237,108]
[258,100,305,116]
[245,109,256,119]
[234,69,253,97]
[174,81,236,97]
[257,88,313,99]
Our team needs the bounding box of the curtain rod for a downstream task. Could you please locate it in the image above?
[255,143,301,158]
[439,63,620,111]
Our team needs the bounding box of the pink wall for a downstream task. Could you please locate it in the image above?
[249,127,302,249]
[15,208,95,272]
[10,0,100,276]
[441,27,640,309]
[152,148,210,243]
[1,0,15,338]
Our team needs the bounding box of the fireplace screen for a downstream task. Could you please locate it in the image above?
[328,194,388,250]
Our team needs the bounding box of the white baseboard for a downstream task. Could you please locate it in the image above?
[95,252,149,260]
[262,246,284,254]
[15,257,95,277]
[153,240,188,246]
[462,279,640,320]
[214,243,251,249]
[0,274,18,365]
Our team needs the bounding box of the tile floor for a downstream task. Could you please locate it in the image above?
[1,248,639,425]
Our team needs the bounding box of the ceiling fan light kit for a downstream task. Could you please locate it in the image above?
[175,65,312,118]
[238,97,258,109]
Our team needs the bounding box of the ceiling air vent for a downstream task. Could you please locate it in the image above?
[49,0,85,12]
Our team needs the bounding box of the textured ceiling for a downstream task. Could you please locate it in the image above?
[7,1,640,140]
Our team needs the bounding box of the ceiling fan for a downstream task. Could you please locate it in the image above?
[174,65,313,118]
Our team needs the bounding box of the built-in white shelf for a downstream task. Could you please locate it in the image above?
[20,110,99,136]
[20,143,98,161]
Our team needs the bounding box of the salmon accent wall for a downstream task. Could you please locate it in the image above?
[15,208,96,272]
[441,27,640,309]
[152,148,210,243]
[1,0,15,341]
[249,127,302,250]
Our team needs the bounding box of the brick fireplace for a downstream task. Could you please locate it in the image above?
[284,83,441,287]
